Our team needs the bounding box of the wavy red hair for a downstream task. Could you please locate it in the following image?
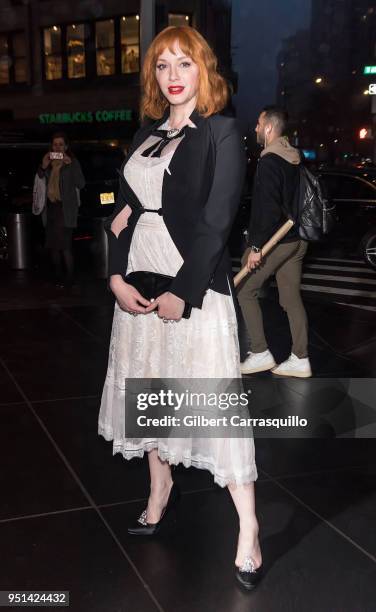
[140,26,228,120]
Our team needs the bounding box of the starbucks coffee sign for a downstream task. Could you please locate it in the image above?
[39,109,133,124]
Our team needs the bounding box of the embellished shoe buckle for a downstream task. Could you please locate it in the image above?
[138,509,147,526]
[240,557,256,573]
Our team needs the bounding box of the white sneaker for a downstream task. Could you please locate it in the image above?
[240,350,276,374]
[272,353,312,378]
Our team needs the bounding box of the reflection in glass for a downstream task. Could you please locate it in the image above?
[13,32,26,57]
[0,36,9,85]
[14,58,27,83]
[44,26,62,80]
[13,32,27,83]
[67,24,85,79]
[96,20,115,76]
[121,16,140,73]
[168,14,191,27]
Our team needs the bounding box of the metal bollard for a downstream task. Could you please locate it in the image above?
[6,212,32,269]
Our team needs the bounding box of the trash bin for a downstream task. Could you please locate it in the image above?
[91,217,109,279]
[6,212,32,269]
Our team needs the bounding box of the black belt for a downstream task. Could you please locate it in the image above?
[141,208,163,215]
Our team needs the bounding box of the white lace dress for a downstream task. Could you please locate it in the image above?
[98,121,257,487]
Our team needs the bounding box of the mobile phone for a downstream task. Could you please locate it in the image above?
[50,152,64,160]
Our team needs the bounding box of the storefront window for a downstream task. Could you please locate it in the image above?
[0,32,27,85]
[67,24,86,79]
[40,16,141,81]
[44,26,62,80]
[120,15,140,73]
[13,32,27,83]
[96,20,115,76]
[168,14,191,27]
[0,36,10,85]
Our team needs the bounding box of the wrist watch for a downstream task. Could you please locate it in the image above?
[250,245,261,253]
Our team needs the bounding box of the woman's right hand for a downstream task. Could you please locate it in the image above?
[41,152,51,169]
[109,275,150,314]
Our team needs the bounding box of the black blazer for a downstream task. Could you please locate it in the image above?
[105,108,246,309]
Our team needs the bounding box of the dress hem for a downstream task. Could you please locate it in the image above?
[98,426,258,488]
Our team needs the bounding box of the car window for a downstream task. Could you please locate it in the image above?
[0,145,125,214]
[0,148,43,183]
[0,149,45,201]
[0,146,124,190]
[320,174,341,199]
[335,175,375,199]
[354,179,376,200]
[76,149,124,181]
[321,174,376,200]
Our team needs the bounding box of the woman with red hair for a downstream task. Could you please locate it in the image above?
[98,26,262,590]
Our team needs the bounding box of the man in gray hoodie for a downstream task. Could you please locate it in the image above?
[238,106,311,378]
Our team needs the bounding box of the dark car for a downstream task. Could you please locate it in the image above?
[318,169,376,269]
[0,141,125,271]
[0,141,124,216]
[228,166,376,271]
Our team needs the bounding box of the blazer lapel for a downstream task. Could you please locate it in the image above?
[166,119,203,177]
[115,167,144,211]
[116,108,206,212]
[163,109,207,196]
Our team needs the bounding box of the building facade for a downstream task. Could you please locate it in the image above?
[0,0,232,142]
[276,1,376,161]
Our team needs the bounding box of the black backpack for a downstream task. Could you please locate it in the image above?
[290,164,336,242]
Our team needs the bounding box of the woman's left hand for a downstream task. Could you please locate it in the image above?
[145,292,185,321]
[63,154,72,165]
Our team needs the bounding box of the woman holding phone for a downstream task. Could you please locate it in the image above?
[38,132,85,287]
[98,26,262,590]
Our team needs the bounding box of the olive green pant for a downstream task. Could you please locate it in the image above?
[237,240,309,358]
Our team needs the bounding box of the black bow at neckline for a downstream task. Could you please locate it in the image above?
[141,126,187,158]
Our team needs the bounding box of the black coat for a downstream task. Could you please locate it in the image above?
[105,108,246,309]
[248,153,300,249]
[38,158,85,228]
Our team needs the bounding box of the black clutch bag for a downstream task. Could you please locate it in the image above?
[124,271,192,319]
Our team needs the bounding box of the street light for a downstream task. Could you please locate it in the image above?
[315,77,323,84]
[364,89,370,95]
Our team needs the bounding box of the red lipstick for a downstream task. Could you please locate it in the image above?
[168,86,185,95]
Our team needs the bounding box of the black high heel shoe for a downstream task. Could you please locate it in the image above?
[128,482,181,536]
[235,557,263,590]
